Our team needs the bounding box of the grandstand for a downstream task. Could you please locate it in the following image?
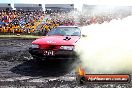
[14,4,43,11]
[0,3,12,11]
[45,4,74,13]
[0,3,75,34]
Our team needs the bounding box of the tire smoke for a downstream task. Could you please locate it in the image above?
[75,16,132,74]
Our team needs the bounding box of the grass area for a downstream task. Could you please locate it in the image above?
[0,34,42,39]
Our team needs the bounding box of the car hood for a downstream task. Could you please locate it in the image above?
[32,36,80,46]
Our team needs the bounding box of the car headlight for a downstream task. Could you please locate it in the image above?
[60,46,74,50]
[31,44,39,48]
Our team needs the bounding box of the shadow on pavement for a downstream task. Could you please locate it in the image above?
[10,59,78,77]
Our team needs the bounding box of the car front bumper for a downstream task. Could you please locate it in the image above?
[28,47,78,59]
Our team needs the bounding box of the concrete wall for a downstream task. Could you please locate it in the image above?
[45,4,74,8]
[45,4,74,13]
[14,4,42,11]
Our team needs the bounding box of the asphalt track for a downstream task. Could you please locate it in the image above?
[0,38,132,88]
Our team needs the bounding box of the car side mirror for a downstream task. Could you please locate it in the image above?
[82,34,87,37]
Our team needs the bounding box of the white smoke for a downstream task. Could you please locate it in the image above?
[75,15,132,74]
[83,5,132,16]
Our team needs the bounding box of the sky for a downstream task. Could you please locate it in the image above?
[1,0,132,11]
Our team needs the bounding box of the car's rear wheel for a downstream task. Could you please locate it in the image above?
[76,76,87,85]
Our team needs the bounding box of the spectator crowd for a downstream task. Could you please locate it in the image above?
[0,10,44,33]
[0,9,130,35]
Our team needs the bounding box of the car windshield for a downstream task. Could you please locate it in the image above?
[47,27,81,36]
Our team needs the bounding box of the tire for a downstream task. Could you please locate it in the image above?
[76,76,87,85]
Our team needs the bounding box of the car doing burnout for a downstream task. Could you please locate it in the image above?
[29,26,82,60]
